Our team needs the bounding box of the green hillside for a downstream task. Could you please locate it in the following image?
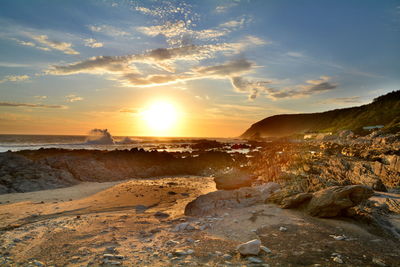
[241,90,400,138]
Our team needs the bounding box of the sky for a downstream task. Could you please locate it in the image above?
[0,0,399,137]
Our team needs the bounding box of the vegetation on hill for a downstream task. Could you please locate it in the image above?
[241,90,400,138]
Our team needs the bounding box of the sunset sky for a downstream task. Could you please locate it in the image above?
[0,0,399,137]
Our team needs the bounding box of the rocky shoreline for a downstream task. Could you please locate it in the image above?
[0,131,399,266]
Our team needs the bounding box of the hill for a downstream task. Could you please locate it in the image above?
[241,90,400,138]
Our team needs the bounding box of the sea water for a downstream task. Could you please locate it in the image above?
[0,134,247,153]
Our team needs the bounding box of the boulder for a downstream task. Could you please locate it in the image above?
[281,193,313,209]
[184,183,280,216]
[306,185,374,217]
[214,169,255,190]
[237,239,261,256]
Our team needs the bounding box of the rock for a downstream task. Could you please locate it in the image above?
[222,254,232,260]
[279,226,287,232]
[247,256,263,263]
[237,239,261,256]
[260,246,272,254]
[281,193,313,209]
[172,222,189,232]
[332,256,343,264]
[154,211,170,218]
[372,258,387,266]
[214,169,255,190]
[32,260,45,267]
[329,235,346,241]
[173,249,192,256]
[185,183,280,216]
[306,185,374,217]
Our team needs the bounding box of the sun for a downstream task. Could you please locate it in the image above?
[141,100,179,136]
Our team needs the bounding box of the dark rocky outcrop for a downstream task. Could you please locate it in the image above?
[0,152,77,194]
[0,148,244,194]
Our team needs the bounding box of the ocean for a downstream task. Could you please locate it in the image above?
[0,134,247,153]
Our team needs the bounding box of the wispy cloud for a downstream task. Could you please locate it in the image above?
[65,94,83,102]
[28,34,79,55]
[88,25,130,37]
[0,102,66,109]
[0,62,30,68]
[215,2,239,13]
[0,75,29,83]
[34,95,47,100]
[136,17,251,46]
[319,96,362,105]
[84,38,103,48]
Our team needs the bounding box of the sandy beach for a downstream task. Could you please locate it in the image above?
[1,175,399,266]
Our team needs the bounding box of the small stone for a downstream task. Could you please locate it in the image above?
[329,235,346,241]
[372,258,387,266]
[186,249,194,255]
[173,249,188,256]
[222,254,232,260]
[166,240,180,246]
[233,219,238,223]
[215,251,223,256]
[279,226,287,232]
[332,257,343,264]
[154,211,170,218]
[173,222,188,231]
[32,260,45,267]
[247,256,263,263]
[260,246,272,254]
[237,239,261,256]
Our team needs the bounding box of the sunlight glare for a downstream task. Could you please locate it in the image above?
[141,100,179,135]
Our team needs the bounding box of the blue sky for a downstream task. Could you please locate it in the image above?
[0,0,399,136]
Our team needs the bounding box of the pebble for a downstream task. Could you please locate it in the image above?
[372,258,387,266]
[260,246,272,254]
[222,254,232,260]
[247,256,263,263]
[329,234,346,241]
[279,226,287,232]
[237,239,261,256]
[332,256,343,264]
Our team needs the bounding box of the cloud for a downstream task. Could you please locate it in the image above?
[88,25,130,37]
[194,59,253,76]
[0,75,29,83]
[0,102,66,109]
[34,95,47,100]
[0,62,30,68]
[230,76,272,100]
[136,17,251,45]
[119,107,139,113]
[286,51,304,58]
[265,76,338,100]
[215,2,239,13]
[84,38,103,48]
[47,55,137,75]
[319,96,362,104]
[65,94,83,102]
[28,34,79,55]
[46,43,253,76]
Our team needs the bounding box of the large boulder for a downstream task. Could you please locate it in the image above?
[306,185,374,217]
[214,169,255,190]
[279,185,374,217]
[185,183,280,216]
